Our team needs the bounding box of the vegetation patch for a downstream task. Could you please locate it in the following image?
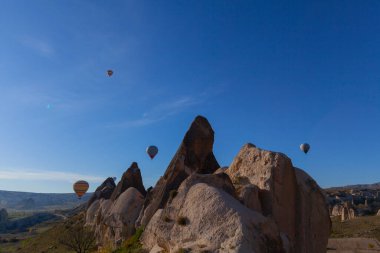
[113,227,147,253]
[331,215,380,241]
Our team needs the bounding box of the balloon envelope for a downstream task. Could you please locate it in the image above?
[300,143,310,154]
[107,70,113,77]
[73,180,89,198]
[146,145,158,159]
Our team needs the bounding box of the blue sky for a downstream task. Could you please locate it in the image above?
[0,1,379,193]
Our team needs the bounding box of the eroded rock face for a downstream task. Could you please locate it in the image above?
[136,116,220,227]
[111,162,146,200]
[226,144,331,253]
[141,175,286,253]
[294,168,331,253]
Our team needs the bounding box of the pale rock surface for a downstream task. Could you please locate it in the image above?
[226,143,297,249]
[226,144,331,253]
[141,180,286,253]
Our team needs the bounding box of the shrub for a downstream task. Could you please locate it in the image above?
[113,227,147,253]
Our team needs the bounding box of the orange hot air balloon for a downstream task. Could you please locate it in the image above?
[73,180,89,199]
[107,70,114,77]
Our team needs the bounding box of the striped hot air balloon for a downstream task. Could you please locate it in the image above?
[73,180,89,199]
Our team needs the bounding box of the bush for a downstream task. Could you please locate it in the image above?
[177,248,185,253]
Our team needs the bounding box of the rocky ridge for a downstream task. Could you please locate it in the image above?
[85,116,331,253]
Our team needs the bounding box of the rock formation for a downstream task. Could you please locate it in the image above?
[86,163,146,247]
[136,116,220,228]
[111,162,146,200]
[85,115,331,253]
[226,144,331,253]
[141,174,285,253]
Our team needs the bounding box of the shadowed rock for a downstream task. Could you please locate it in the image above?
[111,162,146,201]
[87,177,116,208]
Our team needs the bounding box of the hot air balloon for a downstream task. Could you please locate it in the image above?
[146,145,158,159]
[107,70,113,77]
[300,143,310,154]
[73,180,89,199]
[112,177,117,181]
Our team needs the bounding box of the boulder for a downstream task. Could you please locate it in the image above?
[86,188,144,247]
[226,143,297,249]
[111,162,146,200]
[141,177,286,252]
[136,116,220,227]
[226,144,331,253]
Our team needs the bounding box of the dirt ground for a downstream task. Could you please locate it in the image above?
[327,238,380,253]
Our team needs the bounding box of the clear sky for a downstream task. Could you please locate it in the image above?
[0,1,379,193]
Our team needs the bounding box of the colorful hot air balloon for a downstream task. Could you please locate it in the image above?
[300,143,310,154]
[146,145,158,159]
[73,180,89,199]
[107,70,113,77]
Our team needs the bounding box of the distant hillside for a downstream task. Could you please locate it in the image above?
[0,190,91,211]
[325,182,380,191]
